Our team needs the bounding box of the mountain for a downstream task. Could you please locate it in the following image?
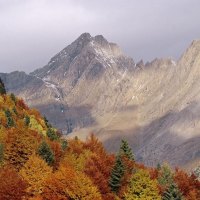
[1,33,200,168]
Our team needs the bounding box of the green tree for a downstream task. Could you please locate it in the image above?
[61,140,68,150]
[38,141,55,165]
[46,128,58,141]
[0,78,6,95]
[10,93,16,104]
[162,182,183,200]
[24,115,30,126]
[158,163,174,190]
[43,116,52,128]
[5,109,14,128]
[109,155,125,193]
[124,169,161,200]
[120,139,134,160]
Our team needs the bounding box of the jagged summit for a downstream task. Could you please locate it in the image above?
[30,33,130,79]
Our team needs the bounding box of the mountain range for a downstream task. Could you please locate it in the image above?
[1,33,200,169]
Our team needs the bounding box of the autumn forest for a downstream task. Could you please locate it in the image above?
[0,78,200,200]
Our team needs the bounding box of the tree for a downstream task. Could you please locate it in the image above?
[4,109,14,127]
[162,182,183,200]
[46,128,58,141]
[10,93,16,104]
[109,154,125,193]
[0,166,27,200]
[120,140,135,160]
[0,78,6,95]
[43,165,102,200]
[38,141,54,165]
[85,153,115,200]
[19,154,52,197]
[158,163,174,193]
[5,127,39,170]
[24,115,30,126]
[124,169,161,200]
[174,168,200,199]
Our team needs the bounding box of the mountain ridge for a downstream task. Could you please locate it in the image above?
[1,33,200,168]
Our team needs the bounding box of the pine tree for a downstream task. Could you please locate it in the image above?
[4,109,14,128]
[109,155,125,193]
[162,182,183,200]
[38,141,54,165]
[24,115,30,126]
[46,128,58,141]
[10,93,16,103]
[0,78,6,95]
[119,140,134,160]
[158,163,174,190]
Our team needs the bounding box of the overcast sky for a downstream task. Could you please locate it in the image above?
[0,0,200,73]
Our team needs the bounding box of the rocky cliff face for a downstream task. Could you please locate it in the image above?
[1,33,200,168]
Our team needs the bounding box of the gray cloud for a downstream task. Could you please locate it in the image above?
[0,0,200,73]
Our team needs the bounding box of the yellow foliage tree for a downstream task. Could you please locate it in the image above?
[43,165,102,200]
[20,154,52,197]
[124,169,161,200]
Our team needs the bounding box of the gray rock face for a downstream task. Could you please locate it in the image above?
[1,33,200,169]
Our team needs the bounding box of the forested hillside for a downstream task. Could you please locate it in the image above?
[0,78,199,200]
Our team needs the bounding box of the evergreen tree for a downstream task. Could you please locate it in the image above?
[158,163,174,189]
[162,182,183,200]
[10,93,16,104]
[38,141,55,165]
[61,140,68,150]
[12,107,18,115]
[157,163,161,170]
[119,139,134,160]
[24,115,30,126]
[5,109,14,127]
[0,78,6,95]
[46,128,58,141]
[43,116,52,128]
[109,154,125,193]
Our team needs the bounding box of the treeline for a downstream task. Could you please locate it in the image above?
[0,78,200,200]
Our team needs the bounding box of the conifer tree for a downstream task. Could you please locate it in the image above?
[38,141,54,165]
[109,155,125,193]
[162,182,183,200]
[158,163,174,191]
[10,93,16,103]
[0,78,6,95]
[119,140,134,160]
[46,128,58,141]
[4,109,14,127]
[24,115,30,126]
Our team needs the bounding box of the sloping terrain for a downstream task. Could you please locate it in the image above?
[1,34,200,168]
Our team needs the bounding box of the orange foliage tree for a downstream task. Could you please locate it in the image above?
[5,127,40,170]
[43,165,102,200]
[0,166,27,200]
[20,154,52,197]
[174,168,200,200]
